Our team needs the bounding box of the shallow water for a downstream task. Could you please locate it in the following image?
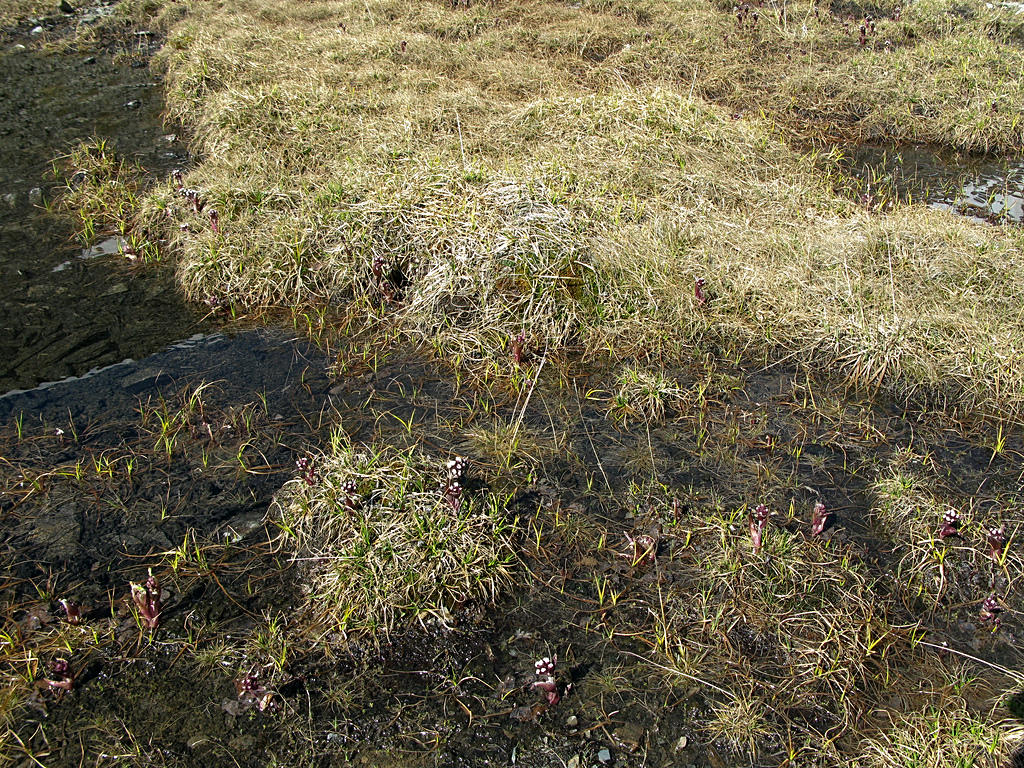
[839,143,1024,222]
[0,16,207,391]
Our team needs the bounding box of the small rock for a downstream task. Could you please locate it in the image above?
[124,99,141,110]
[28,188,42,206]
[3,193,15,207]
[30,25,44,35]
[597,748,613,765]
[566,715,578,728]
[82,55,96,65]
[567,757,580,768]
[11,43,27,53]
[674,735,689,752]
[162,134,177,143]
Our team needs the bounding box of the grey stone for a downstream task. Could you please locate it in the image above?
[30,25,44,35]
[597,748,612,765]
[3,193,15,207]
[27,187,43,206]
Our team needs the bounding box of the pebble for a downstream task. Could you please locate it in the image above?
[597,748,613,765]
[567,756,580,768]
[674,735,689,752]
[124,99,141,109]
[3,193,15,207]
[30,25,44,35]
[28,187,43,206]
[11,43,27,53]
[566,715,578,728]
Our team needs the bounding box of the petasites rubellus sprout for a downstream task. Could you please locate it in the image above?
[60,599,82,625]
[988,525,1007,561]
[811,501,830,536]
[979,594,1003,626]
[938,509,960,539]
[750,504,769,553]
[694,277,708,307]
[533,656,560,706]
[130,572,161,630]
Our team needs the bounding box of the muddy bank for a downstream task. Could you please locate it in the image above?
[0,7,207,391]
[0,328,332,592]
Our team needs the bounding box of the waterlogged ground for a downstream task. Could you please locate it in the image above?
[837,143,1024,223]
[2,330,1023,766]
[0,6,205,392]
[2,5,1024,768]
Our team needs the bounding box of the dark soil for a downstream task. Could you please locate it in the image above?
[0,4,207,392]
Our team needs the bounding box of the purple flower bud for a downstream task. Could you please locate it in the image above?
[980,594,1003,625]
[694,277,708,307]
[750,504,769,553]
[209,208,219,234]
[511,332,528,365]
[988,525,1007,561]
[445,480,463,511]
[811,501,830,536]
[131,572,161,629]
[60,599,82,625]
[447,456,468,481]
[938,509,960,539]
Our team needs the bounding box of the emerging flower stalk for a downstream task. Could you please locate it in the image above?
[938,509,960,539]
[694,277,708,307]
[60,599,82,625]
[443,455,468,510]
[750,504,769,554]
[130,572,161,630]
[810,501,830,536]
[296,456,317,486]
[988,525,1007,561]
[511,332,529,365]
[235,670,277,712]
[47,659,74,692]
[533,656,560,706]
[979,594,1003,626]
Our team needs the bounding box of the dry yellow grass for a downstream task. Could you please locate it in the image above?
[134,0,1024,419]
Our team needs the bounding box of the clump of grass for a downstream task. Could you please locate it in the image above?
[855,700,1018,768]
[275,441,520,639]
[610,364,683,424]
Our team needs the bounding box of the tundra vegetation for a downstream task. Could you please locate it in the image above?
[2,0,1024,765]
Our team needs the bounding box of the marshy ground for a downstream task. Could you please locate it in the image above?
[2,0,1024,766]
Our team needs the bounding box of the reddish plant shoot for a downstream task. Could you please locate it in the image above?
[694,277,707,307]
[48,659,74,692]
[811,501,830,536]
[60,599,82,625]
[980,594,1002,626]
[511,332,528,365]
[131,572,161,630]
[938,509,960,539]
[296,456,317,486]
[533,656,560,706]
[988,525,1007,561]
[750,504,769,553]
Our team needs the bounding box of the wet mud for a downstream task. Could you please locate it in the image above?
[0,6,207,392]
